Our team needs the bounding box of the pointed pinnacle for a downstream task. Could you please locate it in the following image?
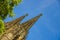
[20,13,42,31]
[8,13,28,24]
[5,14,28,29]
[13,13,43,40]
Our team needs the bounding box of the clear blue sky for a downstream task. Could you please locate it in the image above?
[5,0,60,40]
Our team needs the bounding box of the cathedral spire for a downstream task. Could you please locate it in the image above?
[8,14,28,24]
[21,13,42,31]
[5,14,28,29]
[0,13,42,40]
[15,13,42,40]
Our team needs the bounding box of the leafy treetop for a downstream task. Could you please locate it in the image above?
[0,0,22,35]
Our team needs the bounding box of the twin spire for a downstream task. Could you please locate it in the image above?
[0,13,42,40]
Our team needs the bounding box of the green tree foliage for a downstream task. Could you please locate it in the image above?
[0,0,22,35]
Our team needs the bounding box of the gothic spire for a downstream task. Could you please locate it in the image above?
[0,13,42,40]
[14,13,42,40]
[20,13,42,31]
[5,14,28,29]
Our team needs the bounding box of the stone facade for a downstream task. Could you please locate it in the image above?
[0,14,42,40]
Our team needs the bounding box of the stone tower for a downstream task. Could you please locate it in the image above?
[0,14,42,40]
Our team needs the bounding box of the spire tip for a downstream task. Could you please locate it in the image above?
[39,13,43,16]
[25,13,28,16]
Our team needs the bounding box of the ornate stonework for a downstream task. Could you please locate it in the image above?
[0,14,42,40]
